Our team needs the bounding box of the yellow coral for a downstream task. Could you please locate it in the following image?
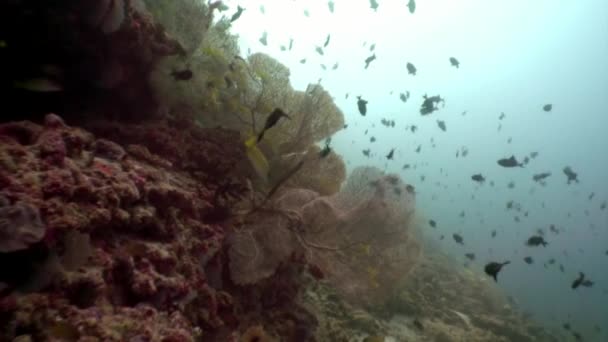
[244,135,269,182]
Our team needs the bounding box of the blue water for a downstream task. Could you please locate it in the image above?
[227,0,608,339]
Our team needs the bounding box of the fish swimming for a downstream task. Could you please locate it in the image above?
[259,32,268,45]
[386,148,395,160]
[465,253,475,261]
[471,174,485,183]
[497,156,523,168]
[257,108,290,142]
[315,46,324,55]
[364,54,376,69]
[406,62,417,75]
[420,95,444,115]
[429,220,437,228]
[399,91,410,103]
[526,235,548,247]
[449,57,460,68]
[484,261,510,282]
[491,230,497,238]
[532,172,551,183]
[357,96,368,115]
[328,1,335,13]
[407,0,416,14]
[370,0,379,11]
[437,120,446,131]
[230,5,245,22]
[452,233,464,245]
[362,149,370,157]
[563,166,579,184]
[524,256,533,264]
[543,104,552,112]
[324,34,331,47]
[572,272,586,289]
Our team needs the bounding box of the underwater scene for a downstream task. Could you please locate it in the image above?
[0,0,606,341]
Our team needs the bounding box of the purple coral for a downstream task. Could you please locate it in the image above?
[0,197,46,252]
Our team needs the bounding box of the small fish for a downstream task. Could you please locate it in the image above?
[171,69,193,81]
[526,235,548,247]
[559,264,565,272]
[452,233,464,245]
[362,149,371,157]
[563,166,579,184]
[332,62,339,70]
[399,92,410,103]
[429,220,436,228]
[572,272,586,289]
[406,62,417,75]
[588,192,595,200]
[499,112,505,120]
[532,172,551,183]
[257,108,290,142]
[497,155,523,168]
[491,230,497,238]
[230,5,245,22]
[315,46,324,55]
[530,151,539,158]
[260,5,265,14]
[471,174,485,184]
[324,34,331,47]
[420,94,444,115]
[357,96,368,115]
[289,38,294,50]
[386,148,395,160]
[465,253,475,261]
[303,9,310,17]
[407,0,416,14]
[563,323,571,330]
[364,54,376,69]
[543,104,552,112]
[320,138,332,158]
[405,184,415,194]
[300,58,307,64]
[328,1,335,13]
[415,145,421,153]
[370,136,376,142]
[484,261,510,282]
[369,43,376,52]
[437,120,446,132]
[370,0,379,11]
[449,57,460,68]
[410,125,418,133]
[523,256,533,264]
[259,32,268,45]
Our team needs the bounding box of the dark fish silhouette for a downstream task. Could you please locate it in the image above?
[543,104,552,112]
[572,272,586,289]
[257,108,290,142]
[362,149,370,157]
[563,166,579,184]
[429,220,436,228]
[471,174,485,183]
[485,261,510,282]
[386,148,395,160]
[230,5,245,22]
[319,138,332,158]
[491,230,497,238]
[357,96,368,115]
[437,120,446,131]
[420,95,444,115]
[328,1,335,13]
[370,0,379,11]
[315,46,324,55]
[465,253,475,261]
[171,69,193,81]
[449,57,460,68]
[499,112,505,120]
[533,172,551,183]
[452,233,464,245]
[406,62,417,75]
[399,91,410,103]
[524,256,533,264]
[407,0,416,13]
[526,235,548,247]
[259,32,268,45]
[364,54,376,69]
[324,34,331,47]
[497,155,523,168]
